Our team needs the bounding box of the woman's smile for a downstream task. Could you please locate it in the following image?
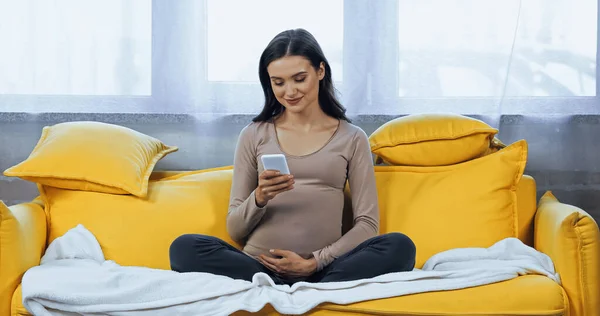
[285,96,304,105]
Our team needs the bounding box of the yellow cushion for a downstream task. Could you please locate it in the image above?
[376,140,527,267]
[0,201,46,316]
[516,175,537,246]
[40,166,235,270]
[369,113,498,166]
[3,121,178,198]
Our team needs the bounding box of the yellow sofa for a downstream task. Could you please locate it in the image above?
[1,116,599,316]
[2,166,599,316]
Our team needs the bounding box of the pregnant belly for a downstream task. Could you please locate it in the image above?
[243,188,344,258]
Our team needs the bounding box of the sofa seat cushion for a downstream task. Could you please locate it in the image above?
[233,275,565,316]
[316,275,565,316]
[13,275,566,316]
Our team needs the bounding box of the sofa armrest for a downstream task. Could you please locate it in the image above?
[534,192,600,316]
[0,200,47,316]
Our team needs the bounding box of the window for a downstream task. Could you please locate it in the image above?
[0,0,598,114]
[0,0,151,96]
[206,0,343,82]
[397,0,597,97]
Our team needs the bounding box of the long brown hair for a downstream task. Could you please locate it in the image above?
[252,28,350,123]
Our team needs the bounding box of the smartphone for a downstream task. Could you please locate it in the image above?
[260,154,290,175]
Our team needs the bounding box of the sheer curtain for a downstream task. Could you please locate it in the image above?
[0,0,597,120]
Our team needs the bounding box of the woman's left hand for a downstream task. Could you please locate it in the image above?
[258,249,317,277]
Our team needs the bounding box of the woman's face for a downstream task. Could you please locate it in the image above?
[267,55,325,114]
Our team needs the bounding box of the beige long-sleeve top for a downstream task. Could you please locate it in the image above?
[226,120,379,271]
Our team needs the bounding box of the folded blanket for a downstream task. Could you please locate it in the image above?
[22,225,560,316]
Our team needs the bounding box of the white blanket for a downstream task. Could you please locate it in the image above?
[22,225,560,316]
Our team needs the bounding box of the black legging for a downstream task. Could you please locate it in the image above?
[169,232,416,285]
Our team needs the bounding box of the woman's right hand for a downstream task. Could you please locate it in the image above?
[255,170,294,207]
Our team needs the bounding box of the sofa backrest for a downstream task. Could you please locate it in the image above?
[342,171,537,265]
[341,174,536,246]
[42,168,537,270]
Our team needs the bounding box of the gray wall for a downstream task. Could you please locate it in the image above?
[1,113,598,224]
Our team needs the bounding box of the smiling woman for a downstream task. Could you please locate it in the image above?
[168,28,417,285]
[253,29,348,123]
[266,58,322,110]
